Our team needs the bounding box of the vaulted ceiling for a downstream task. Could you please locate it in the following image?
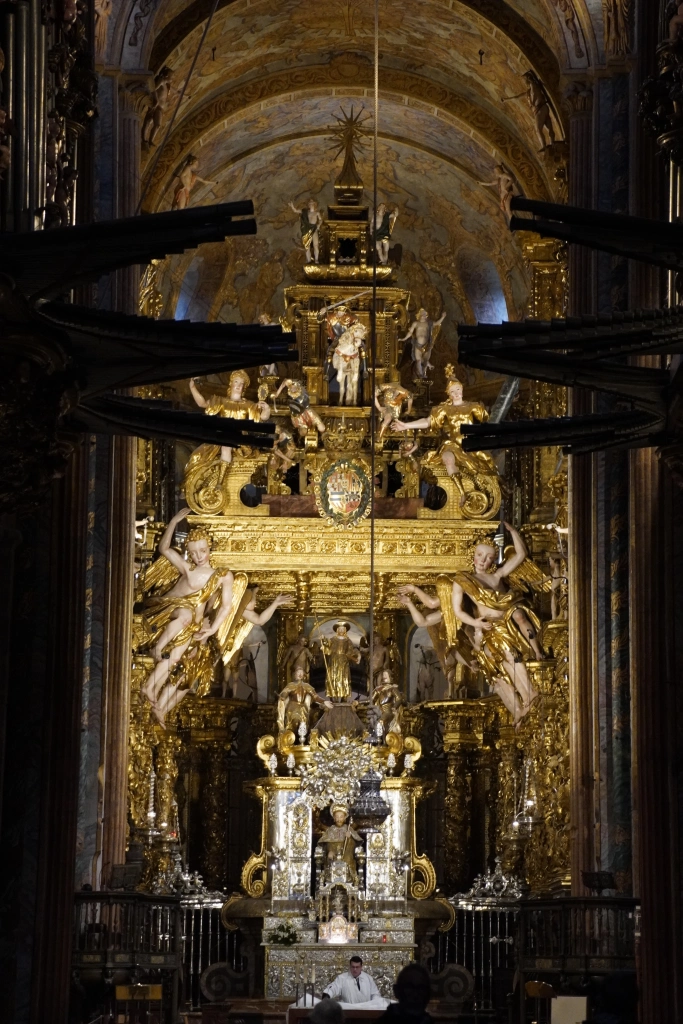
[102,0,603,354]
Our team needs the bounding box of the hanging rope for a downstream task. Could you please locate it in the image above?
[368,0,380,689]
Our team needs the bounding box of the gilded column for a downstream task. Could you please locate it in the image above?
[202,741,230,889]
[441,707,485,891]
[99,435,137,885]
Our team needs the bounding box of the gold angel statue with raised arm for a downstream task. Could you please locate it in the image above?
[398,523,550,726]
[138,509,292,725]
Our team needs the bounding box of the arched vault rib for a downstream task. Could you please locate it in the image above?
[142,57,553,209]
[147,0,564,101]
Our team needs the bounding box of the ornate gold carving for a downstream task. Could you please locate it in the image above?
[241,783,269,897]
[185,452,271,517]
[435,896,457,932]
[139,260,164,318]
[256,734,277,771]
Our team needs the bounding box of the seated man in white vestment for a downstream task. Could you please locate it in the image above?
[322,955,385,1006]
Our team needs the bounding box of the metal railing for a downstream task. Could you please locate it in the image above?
[518,897,638,973]
[72,892,247,1019]
[180,898,246,1009]
[430,904,518,1013]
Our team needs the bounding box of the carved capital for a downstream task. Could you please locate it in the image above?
[564,81,593,116]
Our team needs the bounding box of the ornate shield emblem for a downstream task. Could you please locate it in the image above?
[314,458,371,528]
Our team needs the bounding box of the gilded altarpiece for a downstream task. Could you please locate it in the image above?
[124,137,569,995]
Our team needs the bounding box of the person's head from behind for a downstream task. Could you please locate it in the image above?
[349,955,363,978]
[310,999,343,1024]
[393,963,431,1016]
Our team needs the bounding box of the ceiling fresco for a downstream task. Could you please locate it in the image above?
[152,0,556,149]
[103,0,603,387]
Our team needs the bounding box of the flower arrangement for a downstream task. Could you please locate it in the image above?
[267,920,299,946]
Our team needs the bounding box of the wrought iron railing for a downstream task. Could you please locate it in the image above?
[72,892,247,1019]
[518,897,638,973]
[180,897,246,1009]
[430,904,518,1013]
[73,893,182,1023]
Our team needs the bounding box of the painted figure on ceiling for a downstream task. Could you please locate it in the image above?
[142,66,174,147]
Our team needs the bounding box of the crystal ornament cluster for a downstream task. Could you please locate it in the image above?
[298,735,379,809]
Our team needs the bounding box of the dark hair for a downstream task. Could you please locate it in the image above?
[350,956,363,965]
[394,963,431,990]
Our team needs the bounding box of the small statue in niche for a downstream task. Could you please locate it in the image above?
[171,154,216,211]
[289,198,324,264]
[327,322,368,406]
[224,641,263,700]
[317,804,362,883]
[374,383,414,440]
[394,438,420,498]
[359,633,390,695]
[478,164,521,224]
[392,364,496,510]
[142,66,175,148]
[277,666,324,734]
[321,622,361,700]
[414,643,439,702]
[398,308,446,379]
[549,554,568,621]
[371,669,403,735]
[271,378,326,439]
[279,632,316,685]
[318,297,365,342]
[188,369,270,470]
[371,202,399,265]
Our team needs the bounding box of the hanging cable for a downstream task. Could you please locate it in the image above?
[368,0,379,688]
[136,0,221,214]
